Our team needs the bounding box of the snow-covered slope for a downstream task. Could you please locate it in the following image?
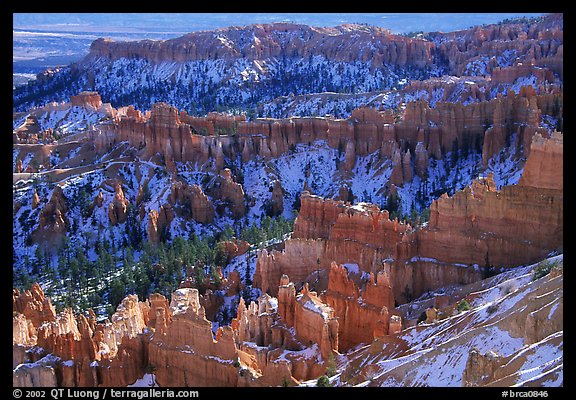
[13,53,444,115]
[331,255,563,387]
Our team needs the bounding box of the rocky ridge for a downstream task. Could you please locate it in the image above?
[87,23,434,68]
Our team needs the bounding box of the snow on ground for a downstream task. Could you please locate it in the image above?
[334,254,563,387]
[38,106,107,134]
[485,139,525,188]
[270,140,340,201]
[509,331,563,387]
[349,152,392,205]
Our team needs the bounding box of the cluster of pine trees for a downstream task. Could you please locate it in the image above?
[13,215,294,319]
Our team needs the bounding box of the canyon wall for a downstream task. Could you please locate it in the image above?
[148,288,240,387]
[321,262,398,351]
[255,131,563,308]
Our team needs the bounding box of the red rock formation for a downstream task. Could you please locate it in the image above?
[148,288,240,386]
[402,76,490,105]
[462,349,504,387]
[222,270,244,296]
[14,106,563,388]
[257,132,562,311]
[421,173,562,268]
[15,283,333,387]
[146,209,161,244]
[254,239,325,297]
[169,181,214,223]
[491,64,556,85]
[219,239,251,264]
[13,356,58,387]
[31,189,40,209]
[343,140,356,171]
[13,313,36,347]
[35,308,81,361]
[269,180,284,216]
[388,315,402,334]
[97,335,147,387]
[86,191,103,215]
[322,262,396,350]
[14,116,41,141]
[213,169,245,218]
[29,294,149,387]
[257,192,415,298]
[146,204,174,244]
[293,283,338,359]
[292,191,347,239]
[431,14,563,77]
[401,148,413,183]
[70,91,103,110]
[34,185,68,243]
[232,293,326,384]
[102,85,560,191]
[277,278,338,360]
[13,283,56,328]
[388,146,404,187]
[107,182,130,225]
[135,185,144,206]
[90,296,149,386]
[518,131,562,190]
[414,141,429,178]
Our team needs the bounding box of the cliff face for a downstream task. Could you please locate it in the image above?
[423,132,562,269]
[84,17,562,83]
[322,262,397,351]
[14,272,349,388]
[13,289,151,388]
[147,204,175,244]
[337,254,563,387]
[518,131,562,190]
[148,288,240,387]
[14,131,561,386]
[255,132,563,310]
[256,193,412,297]
[420,173,562,269]
[212,169,246,219]
[277,277,338,360]
[70,91,103,110]
[13,283,56,328]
